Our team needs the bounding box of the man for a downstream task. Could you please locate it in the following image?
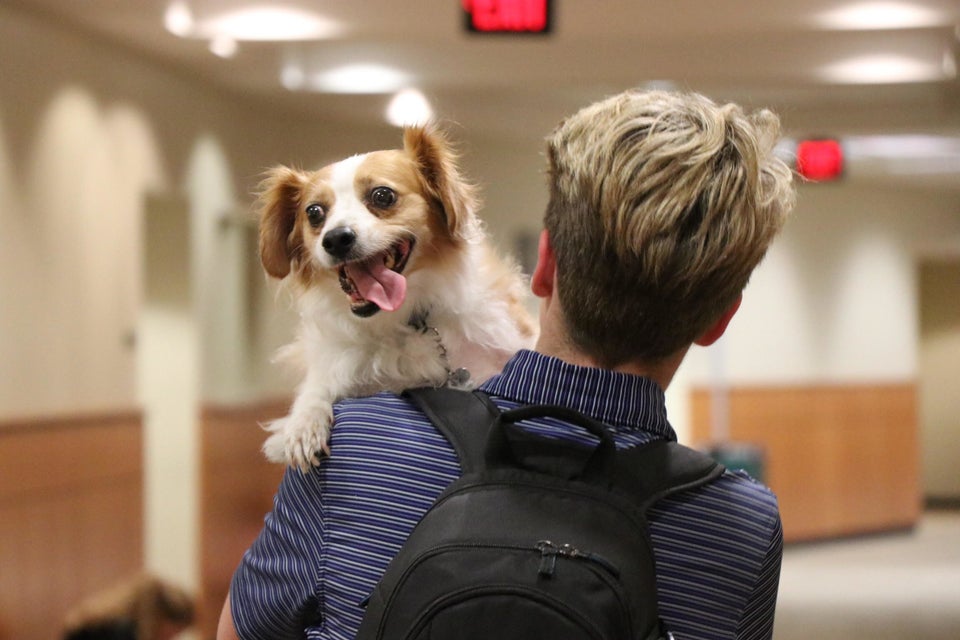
[218,89,795,640]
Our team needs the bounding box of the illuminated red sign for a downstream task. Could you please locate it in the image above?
[463,0,552,34]
[796,139,844,181]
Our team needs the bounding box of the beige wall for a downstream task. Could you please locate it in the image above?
[669,181,960,444]
[684,182,960,383]
[0,4,396,598]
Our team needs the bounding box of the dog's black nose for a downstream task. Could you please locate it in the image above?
[322,227,357,259]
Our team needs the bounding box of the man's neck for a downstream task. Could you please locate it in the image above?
[533,330,687,392]
[532,286,687,391]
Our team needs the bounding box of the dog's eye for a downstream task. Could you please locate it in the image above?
[305,203,325,227]
[369,186,397,208]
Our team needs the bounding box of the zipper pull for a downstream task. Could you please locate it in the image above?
[536,540,558,577]
[564,544,621,578]
[537,541,621,578]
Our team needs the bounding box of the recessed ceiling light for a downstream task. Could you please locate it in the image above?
[818,54,943,83]
[193,6,341,41]
[386,89,434,127]
[944,49,958,79]
[844,134,960,175]
[844,134,960,159]
[814,1,945,30]
[164,1,194,37]
[281,64,306,90]
[641,80,678,92]
[311,64,410,94]
[209,35,238,58]
[774,138,798,164]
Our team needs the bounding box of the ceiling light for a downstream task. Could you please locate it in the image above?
[386,89,434,127]
[844,134,960,175]
[818,54,943,83]
[844,134,960,159]
[774,138,798,164]
[209,35,238,58]
[194,6,341,41]
[164,1,194,37]
[944,49,958,79]
[311,64,410,94]
[814,1,945,30]
[281,64,306,90]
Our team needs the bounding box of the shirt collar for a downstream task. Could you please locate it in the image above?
[479,350,676,440]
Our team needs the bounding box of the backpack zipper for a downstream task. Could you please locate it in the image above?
[534,540,633,635]
[535,540,620,578]
[374,541,632,638]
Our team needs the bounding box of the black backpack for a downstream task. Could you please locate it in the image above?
[356,387,725,640]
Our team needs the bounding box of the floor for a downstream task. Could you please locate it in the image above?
[773,510,960,639]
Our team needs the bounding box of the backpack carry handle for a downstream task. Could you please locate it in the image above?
[484,404,618,483]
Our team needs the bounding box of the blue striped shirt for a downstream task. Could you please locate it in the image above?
[230,350,782,639]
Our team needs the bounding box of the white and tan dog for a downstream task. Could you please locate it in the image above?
[258,124,536,470]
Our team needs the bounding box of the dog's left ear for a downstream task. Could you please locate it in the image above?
[404,124,478,241]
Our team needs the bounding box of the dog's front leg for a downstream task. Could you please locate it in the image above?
[262,371,336,472]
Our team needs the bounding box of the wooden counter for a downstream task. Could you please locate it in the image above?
[690,383,922,542]
[0,410,143,639]
[199,400,287,639]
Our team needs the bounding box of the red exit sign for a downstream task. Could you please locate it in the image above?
[463,0,552,34]
[796,139,844,182]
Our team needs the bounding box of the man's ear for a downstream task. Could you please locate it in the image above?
[695,294,743,347]
[530,229,556,298]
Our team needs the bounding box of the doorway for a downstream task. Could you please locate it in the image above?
[918,258,960,503]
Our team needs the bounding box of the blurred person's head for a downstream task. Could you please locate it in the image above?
[62,574,194,640]
[535,89,795,372]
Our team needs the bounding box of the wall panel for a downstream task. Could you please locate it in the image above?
[0,412,142,639]
[199,401,287,639]
[691,384,921,542]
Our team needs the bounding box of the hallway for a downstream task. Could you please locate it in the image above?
[774,510,960,639]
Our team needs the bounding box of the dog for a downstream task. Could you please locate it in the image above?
[257,124,537,470]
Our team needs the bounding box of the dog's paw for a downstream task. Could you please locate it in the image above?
[262,405,333,472]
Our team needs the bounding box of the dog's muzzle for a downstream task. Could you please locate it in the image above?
[336,237,414,316]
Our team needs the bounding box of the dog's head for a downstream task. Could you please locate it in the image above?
[257,124,478,317]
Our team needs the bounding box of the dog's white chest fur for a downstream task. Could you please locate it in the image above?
[263,283,527,469]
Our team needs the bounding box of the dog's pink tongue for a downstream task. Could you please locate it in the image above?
[346,258,407,311]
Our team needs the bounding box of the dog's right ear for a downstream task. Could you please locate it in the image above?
[257,166,305,279]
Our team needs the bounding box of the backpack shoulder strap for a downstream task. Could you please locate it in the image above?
[403,387,500,474]
[614,440,726,512]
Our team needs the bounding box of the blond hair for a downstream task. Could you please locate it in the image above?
[544,90,795,366]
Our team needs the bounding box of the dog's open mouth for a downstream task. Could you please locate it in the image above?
[337,238,414,317]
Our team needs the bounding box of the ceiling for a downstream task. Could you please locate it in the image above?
[10,0,960,182]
